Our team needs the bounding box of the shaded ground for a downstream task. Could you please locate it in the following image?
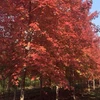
[79,88,100,100]
[0,87,100,100]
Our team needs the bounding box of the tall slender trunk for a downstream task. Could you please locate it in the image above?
[20,89,24,100]
[40,75,43,100]
[2,76,5,94]
[20,68,26,100]
[13,87,17,100]
[7,77,11,100]
[99,79,100,87]
[56,86,59,100]
[92,78,95,90]
[88,80,90,92]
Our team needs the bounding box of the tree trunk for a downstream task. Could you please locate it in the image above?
[20,68,26,100]
[99,79,100,87]
[40,75,43,100]
[2,77,5,94]
[6,77,11,92]
[72,89,76,100]
[92,78,95,90]
[88,80,90,92]
[56,86,59,100]
[20,89,25,100]
[13,88,17,100]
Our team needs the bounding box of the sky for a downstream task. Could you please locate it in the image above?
[90,0,100,26]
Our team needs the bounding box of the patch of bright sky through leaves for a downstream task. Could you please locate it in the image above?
[90,0,100,35]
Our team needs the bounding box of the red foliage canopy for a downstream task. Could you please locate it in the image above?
[0,0,100,87]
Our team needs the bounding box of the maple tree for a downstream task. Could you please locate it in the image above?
[0,1,100,99]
